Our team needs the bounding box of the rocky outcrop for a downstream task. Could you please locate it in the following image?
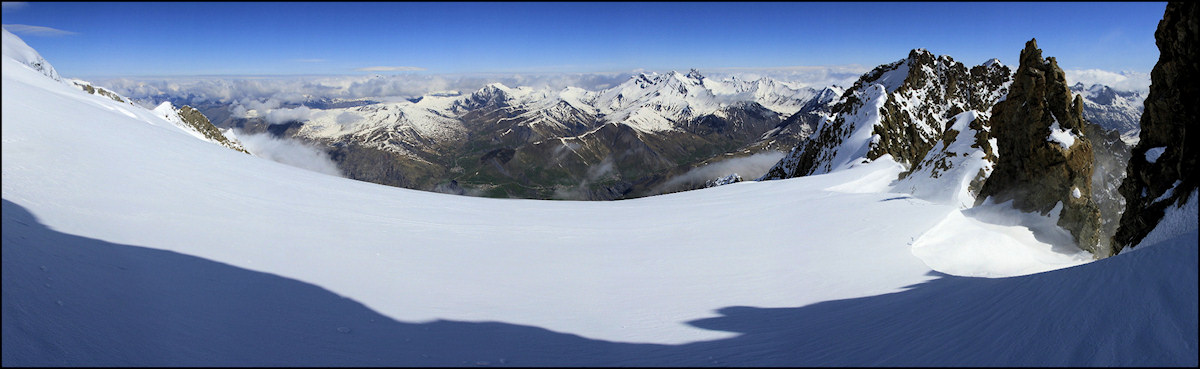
[73,81,127,104]
[891,110,998,208]
[1113,2,1200,253]
[150,101,249,154]
[177,105,250,154]
[705,173,743,188]
[974,39,1102,255]
[762,49,1011,180]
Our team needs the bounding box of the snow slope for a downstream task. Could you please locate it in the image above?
[3,30,1196,366]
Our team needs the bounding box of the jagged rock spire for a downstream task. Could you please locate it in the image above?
[975,38,1103,256]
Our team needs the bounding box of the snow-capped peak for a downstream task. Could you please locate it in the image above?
[1,28,63,82]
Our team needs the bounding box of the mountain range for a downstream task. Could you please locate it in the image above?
[144,62,1140,202]
[199,70,840,199]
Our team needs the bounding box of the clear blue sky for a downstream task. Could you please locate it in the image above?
[2,2,1167,78]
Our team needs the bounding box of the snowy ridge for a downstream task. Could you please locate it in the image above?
[1,28,61,82]
[762,49,1012,180]
[808,84,891,174]
[297,98,467,157]
[276,70,822,157]
[152,101,215,143]
[893,110,996,208]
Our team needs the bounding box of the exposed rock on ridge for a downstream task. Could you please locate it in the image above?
[1113,2,1200,253]
[177,105,250,154]
[974,39,1102,256]
[761,49,1011,180]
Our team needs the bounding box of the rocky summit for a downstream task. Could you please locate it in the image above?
[974,39,1103,256]
[1113,2,1200,254]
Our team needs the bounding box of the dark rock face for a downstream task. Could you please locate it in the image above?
[705,173,743,188]
[975,39,1102,255]
[762,49,1011,180]
[1113,2,1200,253]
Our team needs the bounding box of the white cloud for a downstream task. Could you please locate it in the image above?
[92,69,852,113]
[336,111,362,125]
[234,131,342,177]
[1063,69,1151,92]
[262,106,324,125]
[355,66,427,72]
[705,65,871,88]
[655,151,787,194]
[94,73,635,106]
[1,2,28,11]
[2,24,76,36]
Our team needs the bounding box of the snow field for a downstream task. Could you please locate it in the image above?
[3,29,1196,365]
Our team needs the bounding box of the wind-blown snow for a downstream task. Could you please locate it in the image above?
[910,199,1093,277]
[3,31,1195,366]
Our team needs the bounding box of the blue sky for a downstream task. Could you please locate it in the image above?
[2,2,1167,78]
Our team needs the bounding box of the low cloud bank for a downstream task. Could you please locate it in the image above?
[657,151,787,193]
[235,131,343,177]
[92,66,872,110]
[1064,69,1151,92]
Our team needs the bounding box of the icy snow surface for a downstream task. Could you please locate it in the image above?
[1145,146,1166,163]
[3,31,1196,366]
[1129,189,1198,252]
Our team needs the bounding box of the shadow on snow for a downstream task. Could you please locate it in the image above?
[2,199,1195,366]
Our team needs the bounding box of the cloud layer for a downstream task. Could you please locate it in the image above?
[1064,69,1151,92]
[1,2,28,11]
[92,66,869,109]
[354,66,427,72]
[705,65,871,89]
[234,131,343,177]
[655,151,787,194]
[2,24,77,36]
